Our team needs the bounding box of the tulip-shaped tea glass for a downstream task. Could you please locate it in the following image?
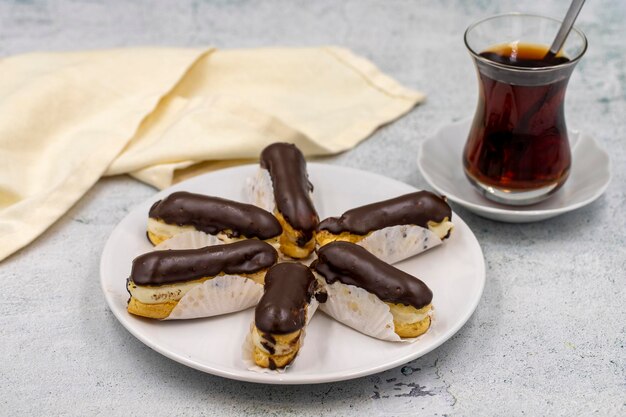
[463,13,587,205]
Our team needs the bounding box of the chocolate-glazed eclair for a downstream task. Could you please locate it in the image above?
[312,241,433,339]
[251,263,319,369]
[147,191,282,246]
[316,191,453,264]
[246,143,319,259]
[127,240,278,320]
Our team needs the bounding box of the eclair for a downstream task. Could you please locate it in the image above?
[251,263,318,369]
[316,191,453,264]
[127,240,278,320]
[312,241,433,339]
[247,143,319,259]
[147,191,282,246]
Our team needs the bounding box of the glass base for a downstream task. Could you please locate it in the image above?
[464,174,562,206]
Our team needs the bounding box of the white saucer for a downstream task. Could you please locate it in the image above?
[417,119,611,223]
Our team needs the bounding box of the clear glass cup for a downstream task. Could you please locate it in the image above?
[463,13,587,205]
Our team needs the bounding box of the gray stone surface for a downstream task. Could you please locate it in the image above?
[1,0,624,416]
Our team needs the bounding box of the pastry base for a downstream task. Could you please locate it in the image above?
[315,229,365,246]
[391,303,433,338]
[128,297,178,319]
[275,211,316,259]
[394,315,431,338]
[253,345,300,369]
[252,327,302,369]
[147,230,168,246]
[427,218,454,240]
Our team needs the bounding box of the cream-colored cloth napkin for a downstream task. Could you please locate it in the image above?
[0,47,424,262]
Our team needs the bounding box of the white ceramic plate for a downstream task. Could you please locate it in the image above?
[100,164,485,384]
[418,119,612,223]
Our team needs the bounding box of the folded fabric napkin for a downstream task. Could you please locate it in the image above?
[0,47,425,262]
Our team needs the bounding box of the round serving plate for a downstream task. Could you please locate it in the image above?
[100,163,485,384]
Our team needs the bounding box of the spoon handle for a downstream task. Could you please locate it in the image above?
[548,0,586,57]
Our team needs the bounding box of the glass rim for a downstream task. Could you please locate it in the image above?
[464,12,588,73]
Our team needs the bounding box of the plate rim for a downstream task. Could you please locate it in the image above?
[417,119,612,221]
[100,163,486,384]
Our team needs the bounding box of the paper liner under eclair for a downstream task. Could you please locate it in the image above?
[153,234,265,320]
[312,241,434,342]
[165,275,264,320]
[126,240,278,320]
[349,224,443,265]
[316,191,454,264]
[316,279,432,343]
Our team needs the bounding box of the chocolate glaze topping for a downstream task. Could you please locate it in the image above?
[312,241,432,309]
[260,143,319,243]
[317,191,451,236]
[255,263,316,334]
[149,192,282,240]
[130,240,277,286]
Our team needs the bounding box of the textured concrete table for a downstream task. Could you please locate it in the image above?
[1,1,624,416]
